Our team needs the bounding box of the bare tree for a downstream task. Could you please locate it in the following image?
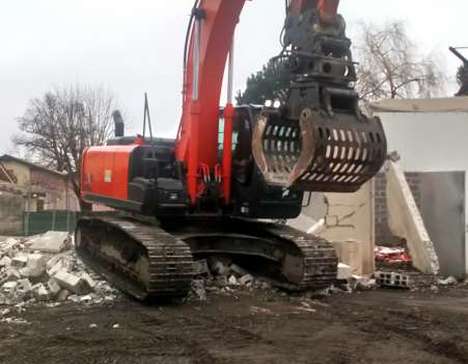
[14,86,117,210]
[354,21,445,103]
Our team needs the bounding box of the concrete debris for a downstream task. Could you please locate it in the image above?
[0,232,119,309]
[229,264,248,277]
[16,279,32,298]
[89,323,98,329]
[112,323,120,329]
[28,231,70,254]
[191,279,207,301]
[438,276,458,286]
[57,289,71,302]
[32,283,50,301]
[20,253,48,278]
[47,278,61,297]
[375,271,411,289]
[0,256,12,267]
[11,254,28,269]
[350,276,377,291]
[337,263,353,280]
[53,271,92,295]
[239,274,254,286]
[1,317,30,325]
[208,257,231,276]
[228,275,238,286]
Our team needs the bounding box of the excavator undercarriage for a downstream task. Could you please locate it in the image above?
[76,215,338,299]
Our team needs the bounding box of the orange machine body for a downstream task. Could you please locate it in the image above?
[81,144,139,203]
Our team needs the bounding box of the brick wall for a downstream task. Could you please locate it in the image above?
[375,172,422,245]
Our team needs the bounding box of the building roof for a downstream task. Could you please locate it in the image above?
[370,96,468,113]
[0,155,68,178]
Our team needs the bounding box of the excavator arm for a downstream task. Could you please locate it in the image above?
[176,0,386,205]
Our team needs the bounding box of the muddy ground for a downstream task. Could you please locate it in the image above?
[0,286,467,364]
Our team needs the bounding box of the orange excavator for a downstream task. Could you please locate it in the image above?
[75,0,387,300]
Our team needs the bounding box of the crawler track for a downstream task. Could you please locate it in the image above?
[76,216,338,300]
[75,216,194,300]
[168,219,338,291]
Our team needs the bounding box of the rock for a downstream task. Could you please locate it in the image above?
[28,231,70,254]
[15,279,32,298]
[0,256,12,267]
[208,257,231,276]
[191,279,207,301]
[79,295,93,303]
[57,289,71,302]
[54,271,91,295]
[239,274,254,286]
[337,263,353,280]
[193,259,210,276]
[89,323,98,329]
[47,278,61,298]
[68,295,81,303]
[80,273,96,290]
[229,264,248,277]
[438,276,458,286]
[112,323,120,329]
[11,254,28,269]
[351,276,377,291]
[228,275,238,286]
[32,283,50,301]
[27,254,47,276]
[2,281,18,295]
[4,269,21,283]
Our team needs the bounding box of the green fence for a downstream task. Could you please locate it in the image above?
[23,210,79,236]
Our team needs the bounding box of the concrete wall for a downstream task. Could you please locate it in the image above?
[295,181,376,276]
[1,161,79,212]
[2,160,30,188]
[377,111,468,274]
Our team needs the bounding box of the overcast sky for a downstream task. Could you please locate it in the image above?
[0,0,466,155]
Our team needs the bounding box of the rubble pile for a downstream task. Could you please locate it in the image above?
[190,257,377,301]
[0,232,119,308]
[190,256,273,301]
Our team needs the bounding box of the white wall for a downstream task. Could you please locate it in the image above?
[377,111,468,275]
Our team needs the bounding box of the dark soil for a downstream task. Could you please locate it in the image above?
[1,286,468,364]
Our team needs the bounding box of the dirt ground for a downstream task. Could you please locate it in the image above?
[1,286,468,364]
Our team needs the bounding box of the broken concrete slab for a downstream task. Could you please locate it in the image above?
[53,271,91,295]
[229,264,249,277]
[208,257,231,276]
[80,273,96,290]
[0,256,12,267]
[32,283,50,301]
[2,281,18,295]
[47,278,61,297]
[20,253,48,278]
[386,161,440,275]
[57,289,71,302]
[239,274,254,286]
[11,254,28,269]
[28,231,70,254]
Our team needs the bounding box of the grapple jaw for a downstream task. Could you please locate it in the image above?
[252,107,387,193]
[251,1,387,193]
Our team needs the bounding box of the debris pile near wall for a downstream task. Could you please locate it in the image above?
[0,232,119,309]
